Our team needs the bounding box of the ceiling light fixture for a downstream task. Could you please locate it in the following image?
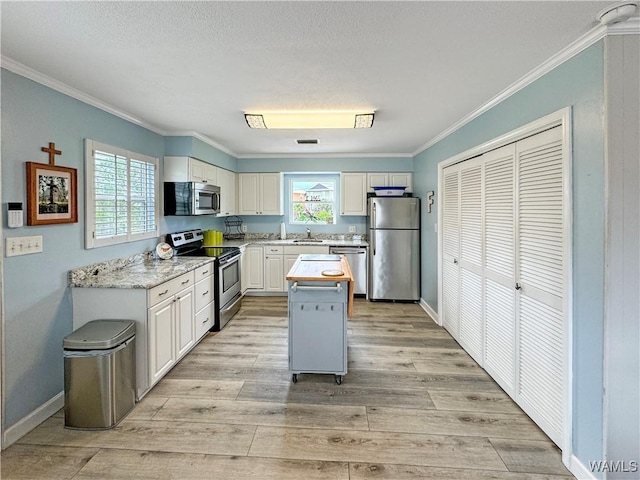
[244,112,374,129]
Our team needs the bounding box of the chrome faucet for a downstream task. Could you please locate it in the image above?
[306,227,311,239]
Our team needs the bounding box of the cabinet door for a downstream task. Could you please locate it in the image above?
[389,173,413,192]
[246,246,264,289]
[241,247,248,293]
[203,163,218,185]
[148,297,175,385]
[218,168,236,216]
[260,173,282,215]
[189,158,206,183]
[340,173,367,215]
[284,255,299,282]
[238,173,260,215]
[264,255,284,292]
[367,173,388,191]
[175,286,195,359]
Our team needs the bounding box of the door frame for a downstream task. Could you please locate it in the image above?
[436,107,573,463]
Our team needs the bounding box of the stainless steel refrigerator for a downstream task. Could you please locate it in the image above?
[368,196,420,301]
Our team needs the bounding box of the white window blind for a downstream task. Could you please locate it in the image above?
[85,140,158,248]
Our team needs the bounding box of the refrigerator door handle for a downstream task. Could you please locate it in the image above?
[372,202,376,227]
[371,232,375,256]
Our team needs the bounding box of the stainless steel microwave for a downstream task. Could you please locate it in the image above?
[164,182,220,216]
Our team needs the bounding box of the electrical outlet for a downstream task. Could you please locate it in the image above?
[349,225,356,233]
[242,225,247,233]
[5,235,43,257]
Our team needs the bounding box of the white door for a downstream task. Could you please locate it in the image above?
[264,255,284,292]
[148,297,175,385]
[515,126,565,446]
[238,173,260,215]
[175,286,195,359]
[483,144,517,395]
[260,173,282,215]
[441,166,460,338]
[458,158,483,364]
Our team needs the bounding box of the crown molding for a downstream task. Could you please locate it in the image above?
[236,152,413,159]
[1,56,168,136]
[412,18,638,157]
[164,131,237,157]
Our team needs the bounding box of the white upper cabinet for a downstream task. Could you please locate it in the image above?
[340,172,367,216]
[367,172,413,192]
[164,156,218,185]
[237,173,283,215]
[217,168,237,216]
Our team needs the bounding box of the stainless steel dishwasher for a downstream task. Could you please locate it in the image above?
[329,246,368,296]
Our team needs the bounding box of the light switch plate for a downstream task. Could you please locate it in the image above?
[5,236,43,257]
[349,225,356,233]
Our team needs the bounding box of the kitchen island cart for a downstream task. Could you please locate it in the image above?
[286,254,353,384]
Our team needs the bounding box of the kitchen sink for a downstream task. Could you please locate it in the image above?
[293,239,324,243]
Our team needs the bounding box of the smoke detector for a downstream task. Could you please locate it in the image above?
[598,1,638,25]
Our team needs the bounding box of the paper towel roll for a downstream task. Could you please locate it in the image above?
[280,222,286,240]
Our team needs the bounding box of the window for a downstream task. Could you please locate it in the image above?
[289,177,336,224]
[85,139,159,248]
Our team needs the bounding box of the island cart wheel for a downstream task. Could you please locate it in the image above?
[335,375,342,385]
[292,374,298,383]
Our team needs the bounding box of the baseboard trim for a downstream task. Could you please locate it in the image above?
[570,454,599,480]
[3,391,64,448]
[419,298,439,325]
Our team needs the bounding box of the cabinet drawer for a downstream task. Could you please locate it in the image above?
[195,304,214,339]
[264,245,284,254]
[194,262,214,280]
[195,275,215,312]
[148,271,195,307]
[283,245,329,255]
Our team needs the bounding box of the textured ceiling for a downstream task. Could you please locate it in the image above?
[1,1,612,157]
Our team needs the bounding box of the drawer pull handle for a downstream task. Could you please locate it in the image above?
[182,279,190,285]
[202,270,209,275]
[202,290,209,296]
[158,289,169,296]
[316,305,319,310]
[203,317,209,324]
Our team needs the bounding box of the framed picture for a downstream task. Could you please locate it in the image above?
[26,161,78,225]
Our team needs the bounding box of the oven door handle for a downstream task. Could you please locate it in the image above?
[219,255,241,266]
[221,292,242,313]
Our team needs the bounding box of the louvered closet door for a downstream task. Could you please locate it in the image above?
[515,125,565,446]
[442,166,460,339]
[482,144,517,395]
[458,157,484,363]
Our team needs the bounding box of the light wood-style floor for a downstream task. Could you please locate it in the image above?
[1,297,573,479]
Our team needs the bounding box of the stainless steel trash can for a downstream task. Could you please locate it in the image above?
[63,319,136,429]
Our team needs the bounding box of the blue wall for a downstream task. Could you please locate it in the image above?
[413,42,605,473]
[0,70,228,428]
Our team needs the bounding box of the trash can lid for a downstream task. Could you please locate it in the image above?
[64,320,135,350]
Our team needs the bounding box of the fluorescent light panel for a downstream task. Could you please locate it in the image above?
[245,112,374,129]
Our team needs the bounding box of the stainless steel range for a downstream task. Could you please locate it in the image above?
[167,229,242,331]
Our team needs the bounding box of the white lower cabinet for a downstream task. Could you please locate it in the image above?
[72,266,216,400]
[244,245,265,291]
[148,277,195,387]
[264,245,284,292]
[242,244,331,295]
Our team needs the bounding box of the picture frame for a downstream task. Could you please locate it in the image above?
[26,161,78,225]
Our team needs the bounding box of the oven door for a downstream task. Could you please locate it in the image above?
[218,254,242,329]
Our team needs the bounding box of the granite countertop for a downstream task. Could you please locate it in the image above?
[210,239,369,248]
[69,236,367,290]
[69,255,214,289]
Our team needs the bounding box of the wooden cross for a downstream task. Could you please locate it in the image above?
[41,142,62,165]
